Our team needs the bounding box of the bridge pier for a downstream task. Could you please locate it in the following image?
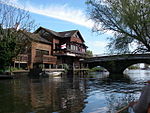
[108,70,124,75]
[107,64,125,75]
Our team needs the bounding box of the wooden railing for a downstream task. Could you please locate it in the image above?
[53,50,87,57]
[34,55,57,64]
[14,54,28,62]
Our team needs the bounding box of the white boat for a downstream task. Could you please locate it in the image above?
[45,71,62,76]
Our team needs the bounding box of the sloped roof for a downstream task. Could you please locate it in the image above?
[58,30,78,38]
[35,27,85,42]
[1,28,51,44]
[21,30,51,44]
[37,27,60,37]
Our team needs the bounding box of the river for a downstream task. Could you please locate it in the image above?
[0,70,150,113]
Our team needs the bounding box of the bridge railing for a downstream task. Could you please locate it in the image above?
[85,53,150,62]
[93,53,150,56]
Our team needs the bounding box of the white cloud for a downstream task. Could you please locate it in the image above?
[28,4,94,28]
[89,41,108,48]
[1,0,18,4]
[11,0,18,2]
[1,0,114,37]
[87,41,108,54]
[1,0,94,29]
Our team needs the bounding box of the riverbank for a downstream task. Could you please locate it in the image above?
[0,74,15,79]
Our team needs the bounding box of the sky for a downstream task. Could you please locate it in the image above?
[2,0,112,55]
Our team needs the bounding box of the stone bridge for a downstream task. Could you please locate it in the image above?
[83,54,150,75]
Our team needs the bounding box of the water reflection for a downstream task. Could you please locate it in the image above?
[0,70,150,113]
[28,76,88,113]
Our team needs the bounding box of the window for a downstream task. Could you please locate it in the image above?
[70,44,80,51]
[71,45,74,50]
[36,49,49,56]
[75,45,78,51]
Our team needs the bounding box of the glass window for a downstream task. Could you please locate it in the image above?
[36,49,49,56]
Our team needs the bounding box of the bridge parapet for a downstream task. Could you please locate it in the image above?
[85,54,150,62]
[83,53,150,75]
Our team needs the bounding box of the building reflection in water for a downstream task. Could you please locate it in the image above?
[0,71,147,113]
[29,76,88,113]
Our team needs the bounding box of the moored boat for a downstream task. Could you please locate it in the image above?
[45,71,62,77]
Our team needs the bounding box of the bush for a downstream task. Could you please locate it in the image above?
[90,66,105,72]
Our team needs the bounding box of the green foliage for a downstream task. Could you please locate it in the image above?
[86,50,93,57]
[107,34,133,54]
[128,65,139,70]
[86,0,150,54]
[0,28,29,71]
[5,67,22,72]
[0,66,22,74]
[90,66,105,72]
[0,29,18,70]
[0,2,37,71]
[62,64,69,70]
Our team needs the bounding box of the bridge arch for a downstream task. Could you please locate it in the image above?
[90,65,109,72]
[88,60,150,75]
[119,62,150,73]
[85,54,150,75]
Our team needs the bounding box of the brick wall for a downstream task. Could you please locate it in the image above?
[29,42,53,68]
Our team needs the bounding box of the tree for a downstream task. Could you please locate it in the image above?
[86,0,150,54]
[86,50,93,57]
[0,1,37,71]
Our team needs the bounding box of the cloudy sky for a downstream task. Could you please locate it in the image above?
[2,0,112,54]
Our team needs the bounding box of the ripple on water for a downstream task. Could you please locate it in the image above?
[0,70,149,113]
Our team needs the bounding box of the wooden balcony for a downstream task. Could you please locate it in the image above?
[34,55,57,64]
[53,50,87,58]
[14,54,28,63]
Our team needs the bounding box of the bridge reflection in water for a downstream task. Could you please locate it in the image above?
[83,54,150,75]
[0,70,150,113]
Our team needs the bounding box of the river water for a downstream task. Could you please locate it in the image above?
[0,70,150,113]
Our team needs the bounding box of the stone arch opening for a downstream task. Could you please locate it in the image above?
[124,63,150,73]
[123,62,150,73]
[90,65,109,72]
[86,55,150,75]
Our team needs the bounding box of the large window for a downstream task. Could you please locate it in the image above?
[70,44,80,51]
[36,49,49,56]
[71,45,75,50]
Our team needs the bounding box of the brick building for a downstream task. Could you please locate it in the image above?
[13,27,88,70]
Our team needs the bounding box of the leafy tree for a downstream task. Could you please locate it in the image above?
[128,65,140,70]
[0,1,37,71]
[86,0,150,54]
[86,50,93,57]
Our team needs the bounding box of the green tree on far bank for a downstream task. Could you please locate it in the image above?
[0,1,37,72]
[128,65,140,70]
[86,50,93,57]
[86,0,150,54]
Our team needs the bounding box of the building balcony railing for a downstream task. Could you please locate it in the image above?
[34,55,57,64]
[14,54,28,63]
[53,49,87,58]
